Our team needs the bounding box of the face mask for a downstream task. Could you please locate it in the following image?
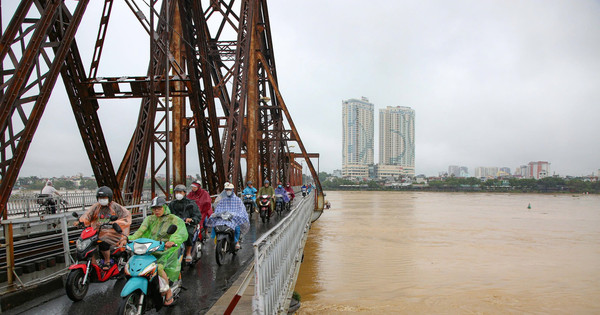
[175,193,184,200]
[226,190,233,197]
[98,198,109,206]
[278,185,282,188]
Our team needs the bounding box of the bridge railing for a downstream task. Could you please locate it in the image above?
[0,202,151,291]
[253,192,315,314]
[5,191,152,218]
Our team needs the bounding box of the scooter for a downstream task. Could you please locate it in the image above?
[117,225,182,315]
[257,194,271,223]
[66,212,129,302]
[212,212,238,266]
[183,221,202,267]
[301,187,307,197]
[274,194,285,216]
[243,194,255,219]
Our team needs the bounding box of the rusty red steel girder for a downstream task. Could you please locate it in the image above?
[0,0,323,220]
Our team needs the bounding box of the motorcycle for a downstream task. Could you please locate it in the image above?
[212,212,239,266]
[183,220,203,267]
[118,225,182,314]
[274,194,285,216]
[257,194,271,223]
[66,212,129,302]
[301,187,307,197]
[242,194,255,219]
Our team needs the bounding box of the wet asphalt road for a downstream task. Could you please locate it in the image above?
[11,206,292,315]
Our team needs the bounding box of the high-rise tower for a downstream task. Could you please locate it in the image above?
[342,97,374,178]
[379,106,415,176]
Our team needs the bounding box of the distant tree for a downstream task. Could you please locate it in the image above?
[79,178,98,190]
[318,172,329,183]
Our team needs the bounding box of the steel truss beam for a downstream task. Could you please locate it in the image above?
[0,0,323,219]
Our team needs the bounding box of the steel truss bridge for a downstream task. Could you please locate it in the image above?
[0,0,324,213]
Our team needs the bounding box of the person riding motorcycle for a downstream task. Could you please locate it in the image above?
[128,197,187,306]
[257,180,275,214]
[187,181,212,229]
[170,185,202,263]
[242,180,258,209]
[206,183,250,250]
[75,186,131,270]
[274,181,290,206]
[284,183,295,202]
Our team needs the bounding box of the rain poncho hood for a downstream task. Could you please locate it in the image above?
[80,201,131,246]
[129,205,187,281]
[187,187,213,218]
[206,194,250,236]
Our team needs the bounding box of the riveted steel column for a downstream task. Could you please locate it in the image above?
[246,1,259,185]
[171,2,186,186]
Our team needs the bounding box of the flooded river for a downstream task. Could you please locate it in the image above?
[295,191,600,314]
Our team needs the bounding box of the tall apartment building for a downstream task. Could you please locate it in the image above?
[342,97,374,178]
[474,166,499,179]
[379,106,415,177]
[527,161,550,179]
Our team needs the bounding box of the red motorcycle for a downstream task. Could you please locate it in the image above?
[66,212,129,301]
[258,194,272,223]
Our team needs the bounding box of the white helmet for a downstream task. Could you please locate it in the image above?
[224,182,234,190]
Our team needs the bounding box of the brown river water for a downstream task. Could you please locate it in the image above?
[294,191,600,314]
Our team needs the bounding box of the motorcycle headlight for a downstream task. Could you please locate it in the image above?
[133,242,151,255]
[76,239,92,251]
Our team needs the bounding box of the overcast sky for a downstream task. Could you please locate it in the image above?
[3,0,600,178]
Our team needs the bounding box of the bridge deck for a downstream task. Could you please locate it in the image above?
[2,200,299,314]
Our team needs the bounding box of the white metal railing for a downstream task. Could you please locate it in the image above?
[5,191,152,218]
[0,202,151,291]
[253,192,314,314]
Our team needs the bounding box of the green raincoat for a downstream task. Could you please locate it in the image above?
[129,205,187,281]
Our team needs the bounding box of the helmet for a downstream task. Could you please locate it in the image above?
[264,179,270,184]
[247,180,253,185]
[150,196,166,208]
[96,186,113,202]
[174,184,186,192]
[224,182,234,190]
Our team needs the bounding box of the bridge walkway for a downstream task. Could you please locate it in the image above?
[2,197,303,314]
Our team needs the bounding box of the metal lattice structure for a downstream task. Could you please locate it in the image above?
[0,0,323,220]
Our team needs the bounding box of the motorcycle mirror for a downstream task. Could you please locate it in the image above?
[109,215,119,221]
[113,223,123,234]
[72,212,79,218]
[166,224,178,235]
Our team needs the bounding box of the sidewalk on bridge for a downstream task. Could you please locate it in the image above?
[206,261,255,314]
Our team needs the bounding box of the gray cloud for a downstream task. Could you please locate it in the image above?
[4,0,599,178]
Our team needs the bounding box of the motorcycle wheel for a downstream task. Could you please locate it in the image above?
[117,290,144,315]
[215,239,228,266]
[65,269,89,301]
[194,241,203,261]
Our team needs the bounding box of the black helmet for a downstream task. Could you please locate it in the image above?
[174,184,186,192]
[150,196,167,208]
[96,186,113,202]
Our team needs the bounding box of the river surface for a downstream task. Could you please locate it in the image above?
[295,191,600,314]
